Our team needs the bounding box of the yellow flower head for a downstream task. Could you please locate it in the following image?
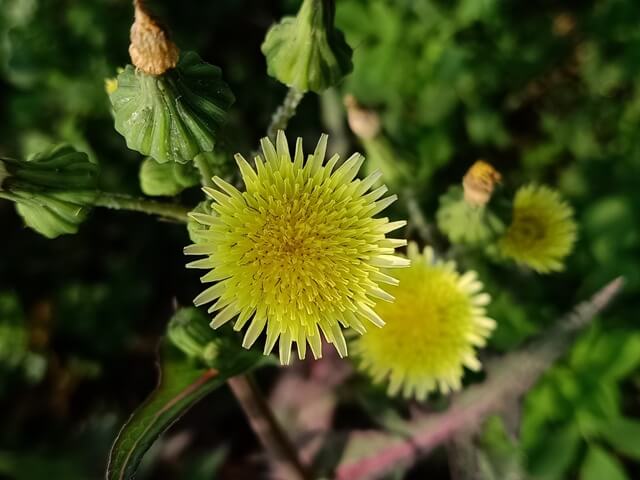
[353,243,495,400]
[185,131,408,365]
[500,184,577,273]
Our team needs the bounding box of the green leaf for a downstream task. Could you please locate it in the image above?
[527,423,582,478]
[599,417,640,460]
[106,308,264,480]
[580,445,629,480]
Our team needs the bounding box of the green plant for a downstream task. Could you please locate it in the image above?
[1,1,638,479]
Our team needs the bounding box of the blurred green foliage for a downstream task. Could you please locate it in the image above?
[1,0,639,478]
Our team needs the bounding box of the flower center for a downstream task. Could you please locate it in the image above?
[237,187,369,318]
[360,267,474,375]
[510,210,546,247]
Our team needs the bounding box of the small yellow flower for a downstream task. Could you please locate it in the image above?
[185,131,408,365]
[353,243,495,400]
[500,184,577,273]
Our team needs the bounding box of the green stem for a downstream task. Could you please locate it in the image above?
[267,87,305,139]
[406,191,436,245]
[194,154,215,188]
[92,192,190,223]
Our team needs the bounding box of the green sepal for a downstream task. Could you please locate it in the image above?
[437,186,505,247]
[261,0,353,93]
[194,150,233,181]
[109,51,235,164]
[167,307,266,370]
[187,200,213,245]
[139,157,199,196]
[1,145,98,238]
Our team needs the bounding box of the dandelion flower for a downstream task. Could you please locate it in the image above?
[500,184,577,273]
[353,243,495,400]
[185,131,408,365]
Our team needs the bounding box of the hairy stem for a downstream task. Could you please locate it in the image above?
[406,192,438,247]
[335,277,625,480]
[93,192,190,223]
[228,375,312,480]
[267,88,305,139]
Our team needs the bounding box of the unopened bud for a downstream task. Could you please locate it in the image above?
[139,157,199,196]
[129,0,179,75]
[553,13,575,37]
[344,95,381,140]
[0,145,98,238]
[168,308,219,367]
[109,51,234,164]
[262,0,353,93]
[437,186,505,247]
[462,160,501,207]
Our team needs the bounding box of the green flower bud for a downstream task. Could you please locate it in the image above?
[437,186,505,247]
[168,308,220,366]
[139,157,199,197]
[1,145,98,238]
[261,0,353,93]
[195,150,233,182]
[167,308,267,369]
[109,51,235,164]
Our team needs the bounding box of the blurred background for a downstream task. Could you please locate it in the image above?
[1,0,640,478]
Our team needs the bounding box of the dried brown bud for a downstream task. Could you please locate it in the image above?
[344,94,381,140]
[553,13,576,37]
[462,160,502,207]
[129,0,179,75]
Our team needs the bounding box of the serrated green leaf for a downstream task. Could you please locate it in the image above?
[106,308,264,480]
[580,445,629,480]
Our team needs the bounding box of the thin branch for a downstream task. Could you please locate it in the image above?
[267,88,305,140]
[335,277,625,480]
[406,191,438,246]
[228,375,312,480]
